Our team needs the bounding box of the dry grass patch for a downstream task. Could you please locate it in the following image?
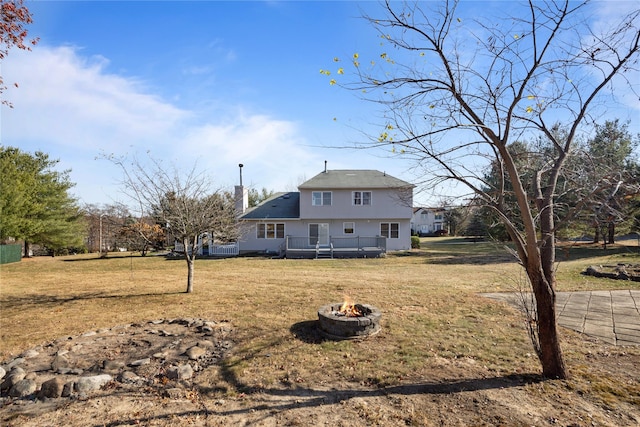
[1,238,639,426]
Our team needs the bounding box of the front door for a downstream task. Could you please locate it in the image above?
[309,223,329,246]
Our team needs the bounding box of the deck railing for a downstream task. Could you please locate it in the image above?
[285,236,386,252]
[174,241,239,256]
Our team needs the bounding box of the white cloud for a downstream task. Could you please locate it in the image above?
[0,45,326,204]
[2,45,189,151]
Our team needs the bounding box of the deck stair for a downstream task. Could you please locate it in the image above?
[315,243,334,259]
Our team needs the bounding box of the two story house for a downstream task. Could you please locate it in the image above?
[238,168,414,258]
[411,207,447,236]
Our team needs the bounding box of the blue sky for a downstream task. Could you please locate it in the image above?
[2,1,638,208]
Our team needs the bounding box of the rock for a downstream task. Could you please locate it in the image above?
[586,265,600,275]
[21,349,39,359]
[8,379,37,397]
[1,367,26,391]
[0,367,5,380]
[81,331,97,337]
[166,364,193,380]
[118,371,142,384]
[103,360,125,371]
[51,354,70,372]
[74,374,112,394]
[62,381,74,397]
[185,346,207,360]
[129,358,150,367]
[4,358,25,371]
[39,377,65,399]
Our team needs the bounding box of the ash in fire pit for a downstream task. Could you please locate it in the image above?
[317,301,381,340]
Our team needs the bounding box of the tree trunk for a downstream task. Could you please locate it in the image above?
[23,241,31,258]
[607,222,615,244]
[534,196,568,379]
[186,258,194,293]
[182,236,196,293]
[530,270,567,378]
[593,225,600,243]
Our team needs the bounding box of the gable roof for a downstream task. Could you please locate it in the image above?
[240,192,300,220]
[298,169,413,189]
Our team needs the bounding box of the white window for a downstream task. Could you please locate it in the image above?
[380,222,399,239]
[312,191,332,206]
[434,213,443,220]
[421,212,428,220]
[343,222,355,234]
[257,223,285,239]
[353,191,372,206]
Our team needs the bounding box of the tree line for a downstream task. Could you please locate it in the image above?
[457,119,639,242]
[0,146,273,258]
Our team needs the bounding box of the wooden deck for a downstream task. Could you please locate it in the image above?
[283,236,386,259]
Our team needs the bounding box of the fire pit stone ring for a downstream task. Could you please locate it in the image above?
[317,303,381,340]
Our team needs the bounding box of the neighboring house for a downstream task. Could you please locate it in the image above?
[238,168,414,258]
[411,207,447,236]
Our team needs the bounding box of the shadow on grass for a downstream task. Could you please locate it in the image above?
[61,254,155,262]
[0,290,185,310]
[75,372,544,427]
[426,251,516,265]
[289,320,325,344]
[423,241,639,265]
[555,243,640,262]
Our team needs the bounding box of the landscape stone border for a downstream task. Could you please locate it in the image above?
[0,318,233,404]
[583,264,640,281]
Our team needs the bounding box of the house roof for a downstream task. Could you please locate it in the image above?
[414,207,449,213]
[298,169,414,189]
[240,192,300,220]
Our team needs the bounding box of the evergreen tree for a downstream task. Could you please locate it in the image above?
[0,147,84,255]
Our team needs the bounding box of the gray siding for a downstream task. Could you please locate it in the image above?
[238,170,414,254]
[240,218,411,252]
[299,188,412,220]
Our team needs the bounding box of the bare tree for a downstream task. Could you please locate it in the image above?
[326,1,639,378]
[1,0,38,107]
[109,155,241,293]
[82,203,131,253]
[118,218,165,256]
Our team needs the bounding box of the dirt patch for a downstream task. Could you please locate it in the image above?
[0,318,233,425]
[1,319,639,426]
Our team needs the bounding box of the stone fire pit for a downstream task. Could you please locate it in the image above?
[317,303,381,340]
